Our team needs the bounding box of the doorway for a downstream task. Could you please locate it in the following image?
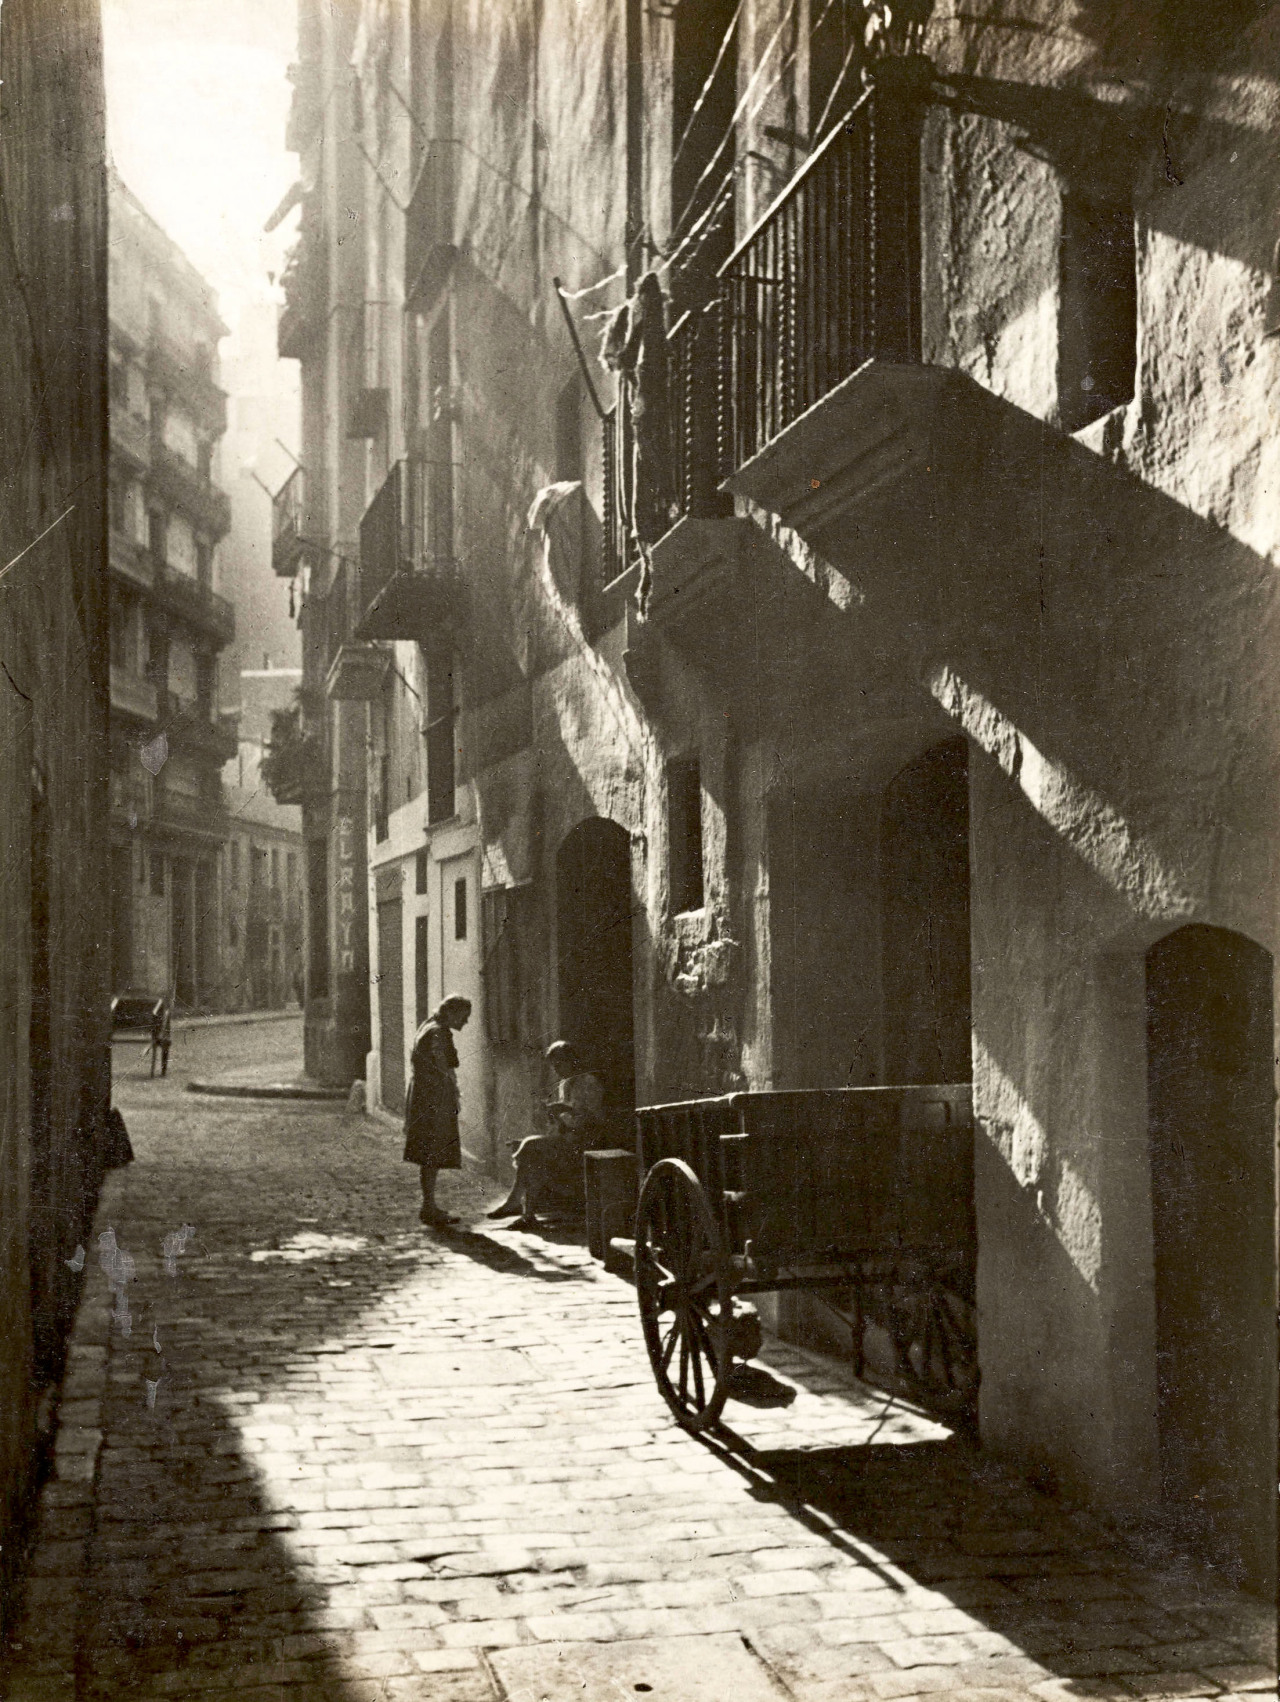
[881,740,972,1085]
[438,851,482,1161]
[1145,924,1276,1593]
[376,888,405,1115]
[556,818,635,1109]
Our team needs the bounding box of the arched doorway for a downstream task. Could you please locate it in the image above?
[881,739,972,1085]
[1146,924,1276,1592]
[556,819,635,1110]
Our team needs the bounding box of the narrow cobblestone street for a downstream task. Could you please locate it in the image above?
[4,1020,1274,1702]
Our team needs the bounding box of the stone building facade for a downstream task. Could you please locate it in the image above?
[107,171,238,1010]
[219,666,306,1013]
[279,0,1280,1594]
[0,0,111,1629]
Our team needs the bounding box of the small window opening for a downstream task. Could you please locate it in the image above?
[1058,194,1136,434]
[454,876,467,940]
[415,849,429,894]
[668,756,704,914]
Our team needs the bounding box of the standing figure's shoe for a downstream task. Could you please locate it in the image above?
[420,1205,458,1227]
[486,1201,520,1219]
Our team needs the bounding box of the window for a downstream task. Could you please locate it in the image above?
[415,849,429,894]
[375,752,390,841]
[482,886,524,1045]
[454,876,467,941]
[231,839,240,884]
[287,851,297,890]
[196,542,212,589]
[425,648,455,824]
[1058,194,1136,434]
[109,358,128,411]
[670,0,739,302]
[415,912,431,1022]
[271,847,280,886]
[148,509,166,560]
[809,0,859,142]
[668,756,704,913]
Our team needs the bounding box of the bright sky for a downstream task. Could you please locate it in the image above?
[103,0,298,329]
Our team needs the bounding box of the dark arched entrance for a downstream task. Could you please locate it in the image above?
[556,819,635,1109]
[881,740,972,1085]
[1146,924,1276,1592]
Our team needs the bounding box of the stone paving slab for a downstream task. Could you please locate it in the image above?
[2,1033,1274,1701]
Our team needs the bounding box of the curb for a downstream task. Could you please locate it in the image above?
[5,1178,121,1699]
[186,1080,346,1102]
[171,1009,302,1033]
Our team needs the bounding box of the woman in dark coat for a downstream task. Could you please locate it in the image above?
[404,994,471,1227]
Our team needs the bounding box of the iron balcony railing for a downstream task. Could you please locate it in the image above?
[601,406,634,588]
[406,454,455,567]
[272,466,307,579]
[668,301,730,523]
[154,559,236,646]
[358,459,408,612]
[719,69,925,472]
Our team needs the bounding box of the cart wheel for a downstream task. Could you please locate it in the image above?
[635,1158,733,1432]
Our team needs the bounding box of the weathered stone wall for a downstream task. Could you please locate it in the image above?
[0,0,110,1630]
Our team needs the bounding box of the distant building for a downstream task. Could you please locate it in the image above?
[218,665,305,1012]
[217,296,302,698]
[107,169,237,1010]
[0,0,111,1633]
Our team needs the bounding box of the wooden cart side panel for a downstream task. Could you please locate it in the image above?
[726,1086,974,1263]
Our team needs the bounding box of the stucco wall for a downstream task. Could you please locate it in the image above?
[0,0,110,1627]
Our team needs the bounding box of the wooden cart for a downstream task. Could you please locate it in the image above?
[632,1085,976,1430]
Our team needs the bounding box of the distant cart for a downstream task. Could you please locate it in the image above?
[631,1085,976,1431]
[110,991,172,1078]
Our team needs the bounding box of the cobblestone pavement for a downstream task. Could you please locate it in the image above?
[4,1021,1275,1701]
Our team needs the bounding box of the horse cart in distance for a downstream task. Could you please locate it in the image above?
[110,991,172,1078]
[631,1085,976,1431]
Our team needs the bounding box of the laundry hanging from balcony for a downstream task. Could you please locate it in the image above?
[601,273,677,562]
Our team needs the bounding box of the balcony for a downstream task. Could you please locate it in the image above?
[323,560,388,701]
[149,441,232,540]
[109,528,154,592]
[109,667,158,725]
[148,330,227,435]
[272,466,309,579]
[719,59,938,547]
[161,693,239,764]
[110,766,153,826]
[353,458,465,645]
[279,216,326,360]
[153,784,229,841]
[153,560,236,647]
[404,141,457,314]
[110,407,151,470]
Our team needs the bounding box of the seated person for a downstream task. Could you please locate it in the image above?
[487,1041,605,1229]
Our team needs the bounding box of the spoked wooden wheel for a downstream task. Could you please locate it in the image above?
[635,1158,733,1431]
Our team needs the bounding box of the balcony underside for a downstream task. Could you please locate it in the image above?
[354,569,463,646]
[724,361,955,559]
[326,642,389,702]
